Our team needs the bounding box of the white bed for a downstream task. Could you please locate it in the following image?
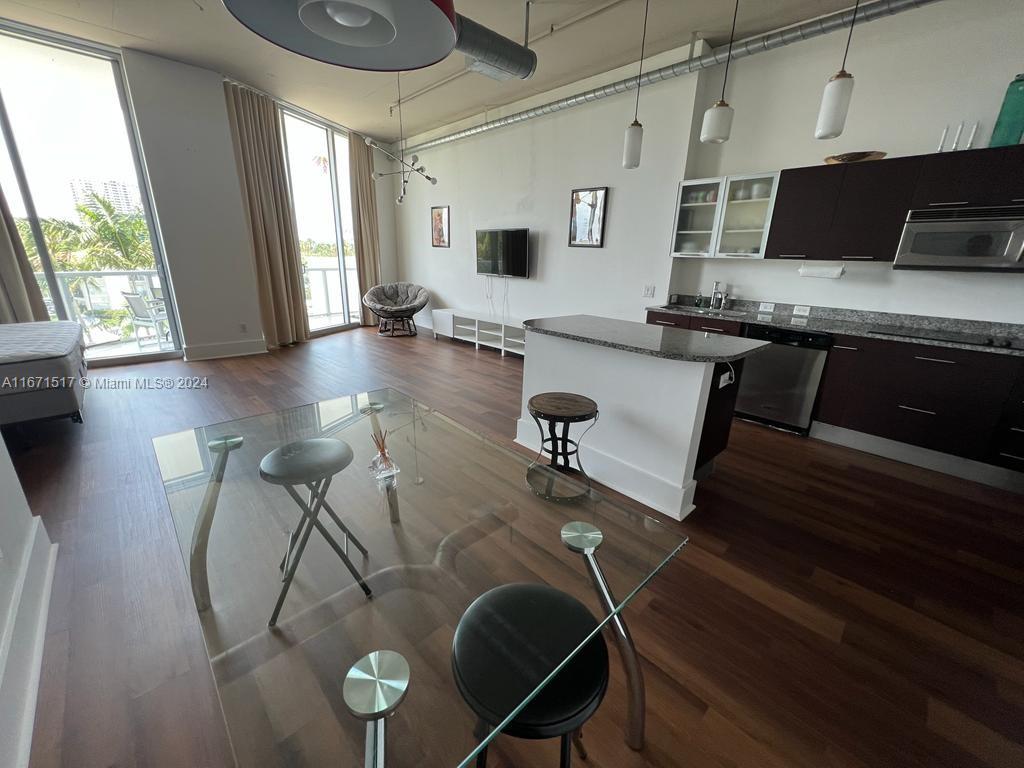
[0,321,86,425]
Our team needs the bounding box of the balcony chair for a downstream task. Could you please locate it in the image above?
[122,291,171,350]
[362,282,430,336]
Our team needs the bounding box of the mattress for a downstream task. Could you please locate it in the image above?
[0,321,86,422]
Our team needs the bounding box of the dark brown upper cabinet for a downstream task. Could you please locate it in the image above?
[827,156,923,262]
[764,164,845,261]
[909,144,1024,209]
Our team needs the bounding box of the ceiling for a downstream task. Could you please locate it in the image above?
[0,0,856,140]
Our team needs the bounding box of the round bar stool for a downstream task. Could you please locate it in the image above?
[526,392,599,502]
[452,583,608,768]
[259,437,371,627]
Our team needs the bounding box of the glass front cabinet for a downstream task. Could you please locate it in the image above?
[670,172,779,259]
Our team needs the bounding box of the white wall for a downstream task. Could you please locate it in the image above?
[122,50,267,360]
[394,46,700,326]
[394,0,1024,326]
[0,440,55,768]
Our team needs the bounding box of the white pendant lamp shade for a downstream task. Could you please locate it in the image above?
[815,70,855,139]
[623,120,644,169]
[700,100,734,144]
[223,0,457,71]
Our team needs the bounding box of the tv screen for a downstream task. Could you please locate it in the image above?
[476,229,529,278]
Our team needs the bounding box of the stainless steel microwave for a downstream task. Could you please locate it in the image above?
[893,206,1024,271]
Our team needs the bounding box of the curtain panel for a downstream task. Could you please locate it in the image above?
[348,136,382,326]
[0,185,48,324]
[224,83,309,348]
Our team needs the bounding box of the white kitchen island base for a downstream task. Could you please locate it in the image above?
[515,330,717,520]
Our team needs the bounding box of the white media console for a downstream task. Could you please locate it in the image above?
[431,309,526,357]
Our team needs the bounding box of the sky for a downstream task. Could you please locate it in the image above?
[0,34,139,221]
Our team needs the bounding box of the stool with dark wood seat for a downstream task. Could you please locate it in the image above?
[526,392,599,502]
[452,583,608,768]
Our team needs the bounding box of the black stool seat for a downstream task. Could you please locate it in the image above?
[528,392,598,423]
[452,583,608,744]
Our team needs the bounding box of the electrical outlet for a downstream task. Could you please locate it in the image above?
[758,302,775,312]
[642,284,656,298]
[718,371,735,388]
[790,317,808,327]
[757,313,773,322]
[793,305,811,316]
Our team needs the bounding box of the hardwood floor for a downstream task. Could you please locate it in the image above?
[7,328,1023,768]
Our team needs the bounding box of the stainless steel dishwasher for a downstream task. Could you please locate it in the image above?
[734,324,833,434]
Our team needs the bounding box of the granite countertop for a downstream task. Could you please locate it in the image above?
[524,315,771,363]
[647,303,1024,357]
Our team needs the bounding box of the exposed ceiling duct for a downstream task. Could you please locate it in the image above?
[405,0,946,153]
[456,13,537,81]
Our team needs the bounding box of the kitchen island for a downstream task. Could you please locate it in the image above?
[516,314,770,520]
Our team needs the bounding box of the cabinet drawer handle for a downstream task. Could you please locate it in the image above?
[654,320,676,326]
[842,256,873,260]
[898,404,936,416]
[914,356,956,364]
[699,326,725,332]
[928,201,969,206]
[833,345,859,351]
[999,452,1024,461]
[778,254,806,259]
[1012,198,1024,203]
[1011,426,1024,434]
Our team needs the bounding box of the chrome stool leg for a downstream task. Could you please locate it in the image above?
[343,650,411,768]
[561,521,646,751]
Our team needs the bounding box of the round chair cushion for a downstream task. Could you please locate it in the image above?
[362,282,430,319]
[452,583,608,740]
[259,438,354,486]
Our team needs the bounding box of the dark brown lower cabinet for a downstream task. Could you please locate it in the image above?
[815,335,1023,465]
[646,310,689,329]
[644,311,741,336]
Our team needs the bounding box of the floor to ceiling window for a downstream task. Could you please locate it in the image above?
[0,31,179,360]
[281,110,361,332]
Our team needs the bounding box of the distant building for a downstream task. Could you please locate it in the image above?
[70,179,142,217]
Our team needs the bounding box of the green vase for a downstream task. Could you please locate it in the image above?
[990,73,1024,147]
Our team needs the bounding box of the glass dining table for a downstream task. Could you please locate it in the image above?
[153,388,687,768]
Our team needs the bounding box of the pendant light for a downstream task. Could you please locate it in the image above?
[622,0,651,169]
[815,0,861,139]
[367,73,438,204]
[700,0,740,144]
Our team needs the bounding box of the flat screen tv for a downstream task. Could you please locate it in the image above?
[476,229,529,278]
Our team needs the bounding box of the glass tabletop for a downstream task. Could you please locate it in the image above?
[153,388,686,767]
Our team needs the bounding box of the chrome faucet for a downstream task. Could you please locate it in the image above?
[710,281,726,310]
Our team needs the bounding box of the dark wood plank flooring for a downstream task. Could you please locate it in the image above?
[7,328,1024,768]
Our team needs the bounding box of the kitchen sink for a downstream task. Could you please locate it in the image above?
[659,305,746,318]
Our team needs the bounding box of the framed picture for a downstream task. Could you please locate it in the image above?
[431,205,450,248]
[568,187,608,248]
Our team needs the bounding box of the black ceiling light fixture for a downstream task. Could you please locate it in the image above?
[222,0,537,79]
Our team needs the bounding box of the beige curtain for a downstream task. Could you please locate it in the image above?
[349,135,382,326]
[0,185,48,324]
[225,83,309,347]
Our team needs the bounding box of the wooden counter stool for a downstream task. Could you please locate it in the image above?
[452,583,608,768]
[526,392,599,502]
[259,437,371,626]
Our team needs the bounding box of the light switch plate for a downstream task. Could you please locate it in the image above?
[790,317,808,327]
[793,305,811,316]
[758,302,775,312]
[642,284,656,298]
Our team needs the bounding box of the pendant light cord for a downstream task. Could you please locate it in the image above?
[632,0,651,121]
[720,0,740,102]
[840,0,861,71]
[396,72,407,184]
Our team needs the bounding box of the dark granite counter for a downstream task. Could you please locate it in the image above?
[524,314,770,363]
[646,303,1024,357]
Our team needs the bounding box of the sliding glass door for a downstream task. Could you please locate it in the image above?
[281,111,361,332]
[0,31,179,360]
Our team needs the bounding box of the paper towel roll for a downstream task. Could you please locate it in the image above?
[798,264,845,279]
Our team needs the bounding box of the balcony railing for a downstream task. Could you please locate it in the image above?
[35,269,173,358]
[303,264,360,330]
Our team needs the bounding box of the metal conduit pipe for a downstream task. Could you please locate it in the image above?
[405,0,946,154]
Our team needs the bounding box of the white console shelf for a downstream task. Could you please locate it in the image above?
[432,309,526,357]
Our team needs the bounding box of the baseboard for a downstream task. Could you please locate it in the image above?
[810,422,1024,494]
[515,417,695,520]
[0,519,57,768]
[182,338,267,361]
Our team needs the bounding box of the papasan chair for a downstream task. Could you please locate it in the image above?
[362,282,430,336]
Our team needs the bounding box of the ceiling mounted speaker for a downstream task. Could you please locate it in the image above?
[223,0,458,71]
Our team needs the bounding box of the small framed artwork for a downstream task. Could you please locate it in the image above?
[431,205,450,248]
[568,187,608,248]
